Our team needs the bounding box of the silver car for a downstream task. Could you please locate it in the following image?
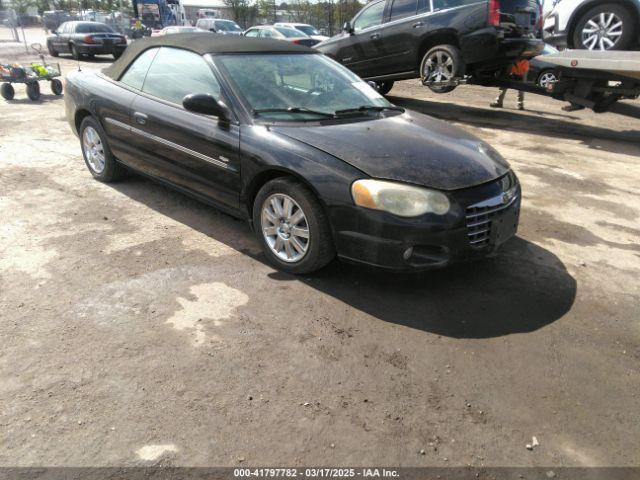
[543,0,640,50]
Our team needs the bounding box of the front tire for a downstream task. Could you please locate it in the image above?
[572,3,635,51]
[420,44,464,94]
[79,116,125,182]
[113,51,123,59]
[253,177,335,274]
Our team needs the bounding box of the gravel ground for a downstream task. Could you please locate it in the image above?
[1,29,639,468]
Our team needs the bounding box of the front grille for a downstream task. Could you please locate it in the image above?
[466,194,516,249]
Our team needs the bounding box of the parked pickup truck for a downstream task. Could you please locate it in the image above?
[315,0,544,94]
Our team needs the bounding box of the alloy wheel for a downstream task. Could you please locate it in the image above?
[581,12,624,50]
[261,193,309,263]
[538,71,557,90]
[423,51,454,83]
[82,126,106,173]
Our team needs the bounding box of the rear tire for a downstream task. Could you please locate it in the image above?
[420,44,464,94]
[253,177,335,274]
[79,116,125,182]
[571,3,635,51]
[26,82,40,101]
[1,83,15,100]
[537,69,557,90]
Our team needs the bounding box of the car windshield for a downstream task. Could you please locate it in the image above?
[275,27,306,38]
[76,23,114,33]
[216,53,393,121]
[294,25,319,36]
[215,20,241,31]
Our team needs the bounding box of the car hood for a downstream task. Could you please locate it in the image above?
[271,111,510,191]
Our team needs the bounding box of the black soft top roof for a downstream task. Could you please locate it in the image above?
[103,33,317,80]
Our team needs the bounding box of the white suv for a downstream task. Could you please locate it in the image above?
[543,0,640,50]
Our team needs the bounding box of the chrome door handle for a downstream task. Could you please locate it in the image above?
[412,21,424,28]
[133,112,147,125]
[370,33,380,39]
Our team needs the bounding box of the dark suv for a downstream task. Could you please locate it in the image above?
[316,0,544,94]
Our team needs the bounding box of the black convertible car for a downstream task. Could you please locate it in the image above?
[65,34,520,274]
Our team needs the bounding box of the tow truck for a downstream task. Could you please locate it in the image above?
[427,49,640,114]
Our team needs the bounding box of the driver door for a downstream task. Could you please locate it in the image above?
[128,47,241,211]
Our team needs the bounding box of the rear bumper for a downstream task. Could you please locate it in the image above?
[330,177,521,271]
[75,43,127,55]
[461,28,544,65]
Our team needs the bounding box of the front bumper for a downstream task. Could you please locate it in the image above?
[330,177,521,271]
[76,43,127,55]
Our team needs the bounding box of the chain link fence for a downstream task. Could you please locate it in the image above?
[0,9,20,43]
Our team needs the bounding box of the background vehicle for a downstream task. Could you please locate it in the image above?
[543,0,640,50]
[243,26,319,46]
[64,35,520,274]
[195,18,243,35]
[159,26,206,34]
[528,43,560,88]
[197,9,219,18]
[315,0,544,94]
[274,22,329,42]
[132,0,188,30]
[47,21,127,59]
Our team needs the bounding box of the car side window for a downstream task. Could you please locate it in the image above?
[261,28,275,38]
[433,0,481,11]
[389,0,418,21]
[142,47,221,105]
[353,1,385,32]
[244,28,259,37]
[417,0,430,14]
[120,48,159,90]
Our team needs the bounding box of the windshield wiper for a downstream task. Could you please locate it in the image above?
[253,107,336,118]
[334,105,405,116]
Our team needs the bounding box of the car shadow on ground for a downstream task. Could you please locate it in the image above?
[111,176,577,339]
[390,96,640,156]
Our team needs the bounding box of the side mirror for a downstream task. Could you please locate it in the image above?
[183,93,229,120]
[53,30,59,35]
[343,21,354,34]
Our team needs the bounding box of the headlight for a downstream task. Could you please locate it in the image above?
[351,179,450,217]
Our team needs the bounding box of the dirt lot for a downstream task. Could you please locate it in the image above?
[1,30,639,468]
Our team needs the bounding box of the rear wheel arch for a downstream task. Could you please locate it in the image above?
[567,0,639,48]
[415,30,460,70]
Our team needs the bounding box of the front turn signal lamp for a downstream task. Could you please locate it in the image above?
[351,179,450,217]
